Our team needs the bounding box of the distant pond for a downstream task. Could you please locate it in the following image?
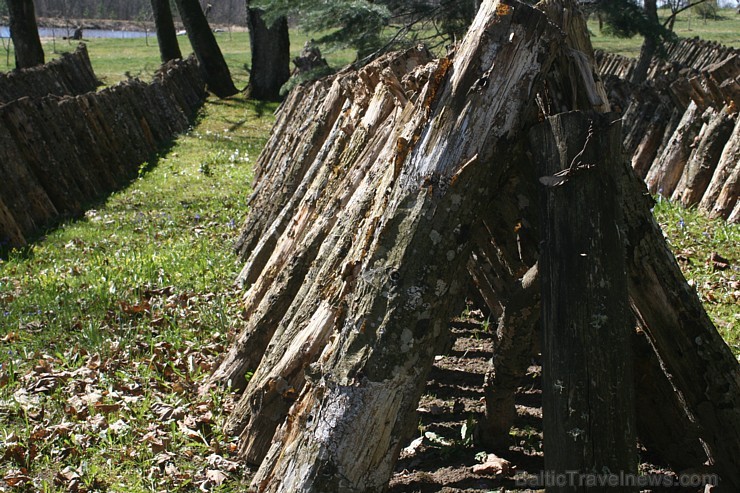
[0,26,149,39]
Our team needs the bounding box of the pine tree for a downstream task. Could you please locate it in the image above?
[251,0,479,61]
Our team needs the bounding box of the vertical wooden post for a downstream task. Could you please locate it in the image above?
[533,111,637,493]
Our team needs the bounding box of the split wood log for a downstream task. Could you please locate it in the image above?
[213,1,740,491]
[729,199,740,223]
[645,101,703,196]
[535,111,637,492]
[632,328,708,472]
[213,2,563,491]
[700,113,740,220]
[672,106,735,207]
[476,0,611,450]
[620,146,740,490]
[479,263,540,450]
[0,44,99,104]
[214,48,436,397]
[629,101,674,178]
[0,57,206,249]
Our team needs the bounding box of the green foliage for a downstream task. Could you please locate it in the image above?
[587,7,739,57]
[694,0,720,19]
[253,0,477,61]
[254,0,390,58]
[596,0,675,43]
[279,63,334,96]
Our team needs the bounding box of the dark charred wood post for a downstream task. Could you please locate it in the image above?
[534,112,637,493]
[175,0,238,98]
[245,1,290,101]
[7,0,45,69]
[151,0,183,63]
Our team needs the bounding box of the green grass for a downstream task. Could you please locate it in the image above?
[588,7,739,57]
[0,43,277,486]
[1,29,356,86]
[652,199,740,356]
[0,12,738,492]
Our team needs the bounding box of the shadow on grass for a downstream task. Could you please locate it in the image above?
[0,141,177,261]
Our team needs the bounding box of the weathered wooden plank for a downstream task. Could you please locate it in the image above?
[535,111,637,493]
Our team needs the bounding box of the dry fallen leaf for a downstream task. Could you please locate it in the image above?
[204,469,229,487]
[3,470,32,486]
[472,453,514,476]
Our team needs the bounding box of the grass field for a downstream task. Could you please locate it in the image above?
[0,9,738,492]
[586,7,740,57]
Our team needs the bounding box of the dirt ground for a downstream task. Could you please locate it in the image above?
[389,319,706,493]
[389,320,544,493]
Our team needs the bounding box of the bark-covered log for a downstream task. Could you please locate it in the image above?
[0,44,99,104]
[245,2,290,102]
[632,328,708,472]
[151,0,182,63]
[7,0,45,69]
[211,1,740,490]
[0,57,206,249]
[214,2,562,491]
[535,111,637,492]
[672,106,735,207]
[479,263,539,450]
[175,0,238,98]
[700,114,740,221]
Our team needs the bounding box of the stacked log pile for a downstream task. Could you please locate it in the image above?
[212,1,740,491]
[0,56,206,249]
[0,43,100,104]
[595,39,739,222]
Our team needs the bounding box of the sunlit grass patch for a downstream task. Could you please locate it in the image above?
[652,198,740,356]
[0,94,275,491]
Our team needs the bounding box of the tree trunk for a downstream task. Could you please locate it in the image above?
[672,106,735,207]
[245,2,290,102]
[630,0,658,84]
[175,0,238,98]
[151,0,182,63]
[534,111,637,493]
[7,0,45,69]
[699,112,739,220]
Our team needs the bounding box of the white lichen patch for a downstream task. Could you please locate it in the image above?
[446,250,456,261]
[429,229,442,245]
[405,286,424,310]
[434,279,448,297]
